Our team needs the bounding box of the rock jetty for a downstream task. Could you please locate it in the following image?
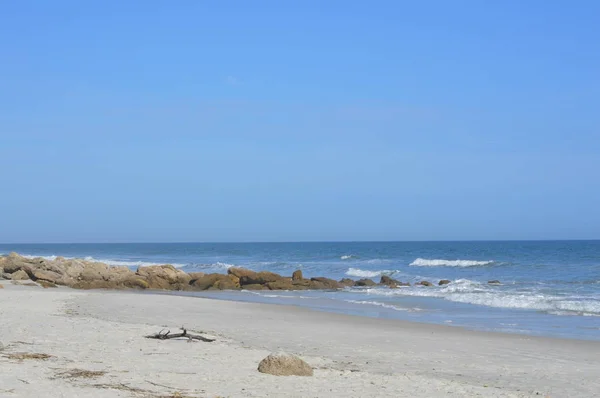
[0,253,471,292]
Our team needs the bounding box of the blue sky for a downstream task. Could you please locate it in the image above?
[1,1,599,243]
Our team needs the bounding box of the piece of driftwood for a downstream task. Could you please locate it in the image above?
[145,328,215,343]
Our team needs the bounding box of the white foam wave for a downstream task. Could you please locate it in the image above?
[410,258,494,267]
[358,279,600,316]
[340,255,356,260]
[241,291,316,299]
[213,262,235,269]
[346,268,398,278]
[344,300,420,312]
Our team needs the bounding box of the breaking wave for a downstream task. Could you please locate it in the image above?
[359,279,600,316]
[409,258,494,267]
[345,268,398,278]
[340,255,359,260]
[344,300,421,312]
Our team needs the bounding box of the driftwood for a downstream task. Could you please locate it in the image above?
[145,327,215,343]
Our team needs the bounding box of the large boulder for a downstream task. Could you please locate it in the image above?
[59,260,86,279]
[258,353,313,376]
[79,261,111,282]
[380,275,401,288]
[339,278,355,287]
[3,253,33,274]
[292,270,303,281]
[417,281,433,287]
[136,264,190,289]
[438,279,451,286]
[31,269,64,285]
[355,278,376,287]
[239,271,283,286]
[310,277,342,289]
[228,267,257,279]
[191,274,238,290]
[11,270,30,281]
[267,279,305,290]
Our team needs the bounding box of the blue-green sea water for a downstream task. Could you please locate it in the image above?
[2,241,600,340]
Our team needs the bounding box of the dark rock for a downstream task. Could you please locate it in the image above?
[488,280,501,285]
[239,271,283,286]
[339,278,355,287]
[438,279,451,286]
[355,278,377,287]
[267,279,302,290]
[309,277,341,289]
[417,281,433,287]
[380,275,403,288]
[191,273,238,290]
[292,270,303,281]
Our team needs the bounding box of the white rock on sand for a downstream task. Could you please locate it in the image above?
[1,280,599,397]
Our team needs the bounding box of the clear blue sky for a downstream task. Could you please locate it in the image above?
[1,1,598,243]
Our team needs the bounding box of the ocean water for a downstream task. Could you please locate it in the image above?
[2,241,600,340]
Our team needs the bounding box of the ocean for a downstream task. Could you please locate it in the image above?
[2,241,600,341]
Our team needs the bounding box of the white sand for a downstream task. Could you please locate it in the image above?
[1,282,599,397]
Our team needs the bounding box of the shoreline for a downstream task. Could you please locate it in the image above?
[2,281,600,397]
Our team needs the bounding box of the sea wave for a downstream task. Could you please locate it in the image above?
[344,300,420,312]
[358,279,600,316]
[345,268,398,278]
[409,258,494,267]
[340,255,358,260]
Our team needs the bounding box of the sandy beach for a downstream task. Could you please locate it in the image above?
[1,281,599,397]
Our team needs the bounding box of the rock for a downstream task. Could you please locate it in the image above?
[187,272,206,281]
[292,270,303,281]
[60,260,85,279]
[136,264,190,289]
[32,269,64,285]
[438,279,451,286]
[11,270,30,281]
[79,261,110,281]
[338,278,355,287]
[38,280,58,288]
[355,278,376,287]
[266,279,299,290]
[488,280,501,285]
[191,274,238,290]
[239,271,283,286]
[228,267,257,279]
[417,281,433,287]
[2,273,11,280]
[309,277,341,289]
[380,275,403,288]
[0,284,3,289]
[257,353,313,376]
[120,276,150,289]
[3,257,30,274]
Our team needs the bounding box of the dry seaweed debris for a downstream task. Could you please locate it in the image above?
[4,352,53,360]
[55,368,107,379]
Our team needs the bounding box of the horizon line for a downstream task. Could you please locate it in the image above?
[1,239,599,245]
